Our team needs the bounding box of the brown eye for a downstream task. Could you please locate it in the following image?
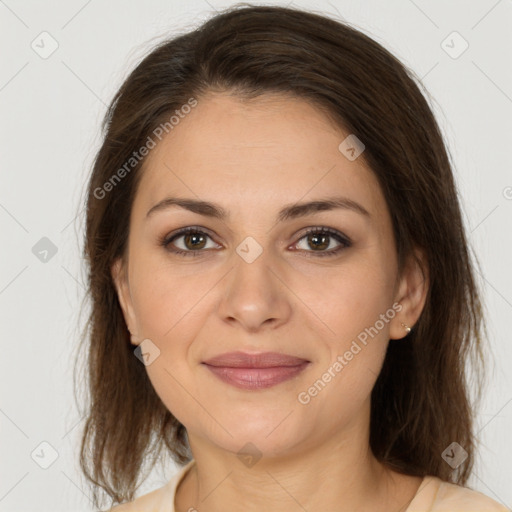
[161,227,220,256]
[306,233,330,251]
[293,227,351,257]
[183,232,207,250]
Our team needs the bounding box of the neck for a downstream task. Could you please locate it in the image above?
[175,404,420,512]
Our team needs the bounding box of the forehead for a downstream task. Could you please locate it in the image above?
[133,92,386,220]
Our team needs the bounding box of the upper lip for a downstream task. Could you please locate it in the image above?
[202,351,309,368]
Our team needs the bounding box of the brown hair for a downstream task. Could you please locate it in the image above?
[76,3,487,509]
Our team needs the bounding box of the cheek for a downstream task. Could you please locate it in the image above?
[297,309,391,424]
[293,257,394,396]
[145,361,199,430]
[130,258,211,340]
[133,272,206,425]
[290,254,395,341]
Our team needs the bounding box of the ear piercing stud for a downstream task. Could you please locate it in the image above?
[401,322,411,334]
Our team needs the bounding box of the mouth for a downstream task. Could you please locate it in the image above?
[201,351,310,390]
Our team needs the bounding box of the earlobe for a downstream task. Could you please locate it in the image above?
[111,258,141,345]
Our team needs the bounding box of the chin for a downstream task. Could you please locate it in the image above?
[201,411,311,460]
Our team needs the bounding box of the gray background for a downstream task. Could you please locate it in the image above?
[1,0,511,510]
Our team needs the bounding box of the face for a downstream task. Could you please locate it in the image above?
[112,92,426,459]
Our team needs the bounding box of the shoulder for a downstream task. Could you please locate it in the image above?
[100,487,168,512]
[416,476,510,512]
[100,460,196,512]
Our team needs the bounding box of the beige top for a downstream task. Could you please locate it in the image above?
[108,459,510,511]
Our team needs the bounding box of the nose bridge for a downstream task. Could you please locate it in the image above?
[233,244,273,297]
[218,240,292,330]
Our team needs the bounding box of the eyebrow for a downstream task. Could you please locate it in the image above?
[146,196,371,222]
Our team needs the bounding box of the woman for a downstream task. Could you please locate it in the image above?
[76,4,508,511]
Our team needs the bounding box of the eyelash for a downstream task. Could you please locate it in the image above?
[159,226,352,258]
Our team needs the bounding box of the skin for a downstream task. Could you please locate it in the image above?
[111,91,429,512]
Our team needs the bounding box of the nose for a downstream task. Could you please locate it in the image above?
[217,248,292,333]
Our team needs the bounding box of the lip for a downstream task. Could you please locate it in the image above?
[203,351,309,368]
[202,351,310,390]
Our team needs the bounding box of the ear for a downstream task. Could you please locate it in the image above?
[111,258,141,345]
[390,247,429,340]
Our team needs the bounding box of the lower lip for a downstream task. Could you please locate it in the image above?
[203,362,310,390]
